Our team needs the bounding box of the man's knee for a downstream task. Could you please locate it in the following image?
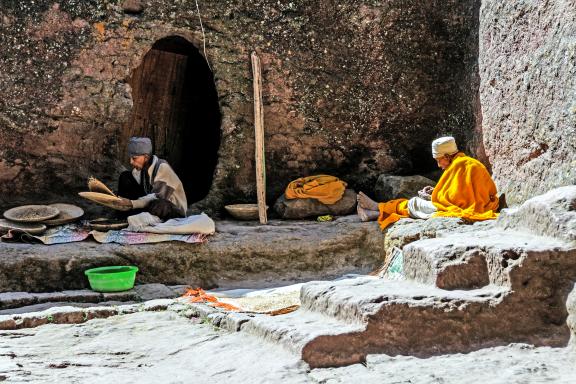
[148,199,184,221]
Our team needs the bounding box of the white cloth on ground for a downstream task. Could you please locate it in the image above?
[407,196,437,219]
[127,212,215,235]
[127,212,163,231]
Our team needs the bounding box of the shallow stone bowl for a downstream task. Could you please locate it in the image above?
[224,204,268,220]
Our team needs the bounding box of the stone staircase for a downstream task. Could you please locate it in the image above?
[219,186,576,368]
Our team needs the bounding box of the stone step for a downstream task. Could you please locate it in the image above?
[235,277,507,367]
[398,185,576,290]
[402,229,571,290]
[0,283,187,314]
[299,276,504,322]
[240,309,365,356]
[0,218,383,293]
[233,243,576,368]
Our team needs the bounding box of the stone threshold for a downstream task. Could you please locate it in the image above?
[0,297,247,332]
[0,283,190,315]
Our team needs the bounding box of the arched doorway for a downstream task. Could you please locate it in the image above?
[123,35,221,204]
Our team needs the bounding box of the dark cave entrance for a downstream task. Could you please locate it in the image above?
[123,35,221,204]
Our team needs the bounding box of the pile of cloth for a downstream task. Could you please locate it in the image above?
[275,174,356,219]
[285,175,347,205]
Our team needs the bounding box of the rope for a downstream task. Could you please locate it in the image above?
[194,0,212,72]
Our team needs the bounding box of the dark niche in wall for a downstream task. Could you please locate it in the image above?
[122,35,221,204]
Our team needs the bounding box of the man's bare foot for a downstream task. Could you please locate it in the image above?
[357,191,379,211]
[357,204,380,222]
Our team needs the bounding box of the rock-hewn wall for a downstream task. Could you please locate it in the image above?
[0,0,480,212]
[479,1,576,205]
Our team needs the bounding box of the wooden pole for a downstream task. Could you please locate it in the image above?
[251,52,268,224]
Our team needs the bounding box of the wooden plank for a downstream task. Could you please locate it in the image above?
[123,49,188,167]
[251,52,267,225]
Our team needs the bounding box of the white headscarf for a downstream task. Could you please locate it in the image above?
[431,136,459,158]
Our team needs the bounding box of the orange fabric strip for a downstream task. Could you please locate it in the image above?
[377,198,409,230]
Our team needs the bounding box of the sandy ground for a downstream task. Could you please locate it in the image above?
[1,311,575,384]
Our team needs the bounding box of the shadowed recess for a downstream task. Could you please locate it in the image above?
[123,35,221,204]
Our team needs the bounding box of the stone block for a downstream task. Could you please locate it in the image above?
[60,290,102,303]
[496,186,576,243]
[273,189,357,219]
[102,290,140,302]
[567,283,576,347]
[32,292,68,303]
[0,292,36,310]
[134,284,178,301]
[374,174,436,202]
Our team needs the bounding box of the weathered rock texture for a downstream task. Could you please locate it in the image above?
[479,1,576,205]
[0,217,383,292]
[228,186,576,368]
[0,1,480,213]
[374,174,436,202]
[568,283,576,346]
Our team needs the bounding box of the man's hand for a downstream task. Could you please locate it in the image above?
[114,197,133,211]
[418,186,434,201]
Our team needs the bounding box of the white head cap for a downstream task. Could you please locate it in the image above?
[431,136,459,158]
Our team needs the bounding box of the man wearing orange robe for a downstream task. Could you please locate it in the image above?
[357,137,499,230]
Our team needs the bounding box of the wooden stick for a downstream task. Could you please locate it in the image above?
[251,52,267,224]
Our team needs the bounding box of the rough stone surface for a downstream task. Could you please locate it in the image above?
[133,283,179,301]
[479,1,576,205]
[0,301,136,316]
[0,1,480,214]
[0,292,35,310]
[1,310,576,383]
[374,174,436,202]
[273,189,357,219]
[0,217,383,292]
[568,283,576,346]
[213,188,576,367]
[121,0,144,14]
[496,185,576,243]
[382,216,495,260]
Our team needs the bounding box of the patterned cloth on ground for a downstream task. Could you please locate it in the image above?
[90,230,207,245]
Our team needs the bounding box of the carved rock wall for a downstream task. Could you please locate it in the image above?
[479,1,576,205]
[0,1,480,212]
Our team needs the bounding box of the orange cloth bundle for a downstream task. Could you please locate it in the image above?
[377,199,410,230]
[285,175,347,205]
[431,153,499,221]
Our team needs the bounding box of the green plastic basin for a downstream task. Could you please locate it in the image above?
[84,266,139,292]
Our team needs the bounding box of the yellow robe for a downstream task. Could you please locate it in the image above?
[285,175,347,205]
[431,153,499,220]
[378,153,498,230]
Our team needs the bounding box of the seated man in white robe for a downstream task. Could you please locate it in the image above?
[117,137,188,220]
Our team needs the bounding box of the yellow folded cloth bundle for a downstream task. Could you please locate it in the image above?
[285,175,347,205]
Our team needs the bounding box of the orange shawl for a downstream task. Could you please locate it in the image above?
[285,175,347,205]
[378,153,498,230]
